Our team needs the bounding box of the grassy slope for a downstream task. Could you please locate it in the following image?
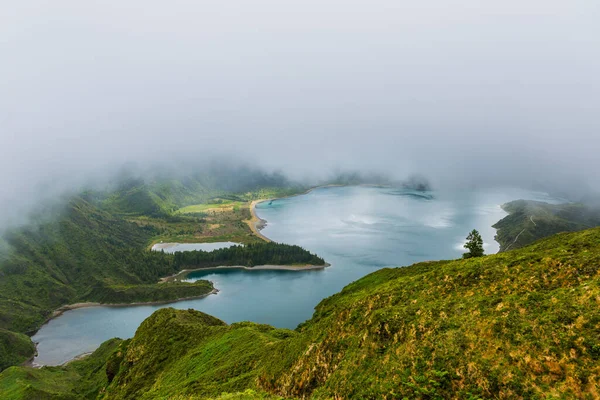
[493,200,600,252]
[176,200,246,214]
[0,197,154,333]
[137,204,260,245]
[101,168,306,219]
[0,330,36,372]
[0,338,122,400]
[111,228,600,399]
[7,227,597,399]
[103,176,307,245]
[262,229,600,399]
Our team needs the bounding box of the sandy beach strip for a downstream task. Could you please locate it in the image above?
[151,242,179,251]
[47,289,219,320]
[245,200,272,242]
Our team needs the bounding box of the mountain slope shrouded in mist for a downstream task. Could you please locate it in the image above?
[494,200,600,251]
[0,171,323,371]
[0,168,301,329]
[2,227,599,398]
[1,0,600,228]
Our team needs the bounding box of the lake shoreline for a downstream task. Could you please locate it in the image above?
[247,200,272,242]
[25,288,219,368]
[492,203,511,253]
[49,288,220,319]
[247,184,352,242]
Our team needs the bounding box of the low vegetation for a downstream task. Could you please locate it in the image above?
[3,227,600,398]
[176,200,246,215]
[494,199,600,251]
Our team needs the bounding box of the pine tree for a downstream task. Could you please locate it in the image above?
[463,229,484,258]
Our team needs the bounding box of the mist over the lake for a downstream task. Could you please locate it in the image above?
[1,0,599,226]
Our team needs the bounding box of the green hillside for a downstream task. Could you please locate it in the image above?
[0,196,220,333]
[0,178,321,372]
[494,200,600,251]
[0,330,35,372]
[3,227,599,398]
[100,169,305,217]
[0,197,215,370]
[97,172,307,245]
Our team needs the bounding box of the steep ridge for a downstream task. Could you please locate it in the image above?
[494,200,600,251]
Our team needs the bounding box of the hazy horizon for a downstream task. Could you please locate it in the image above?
[2,1,599,226]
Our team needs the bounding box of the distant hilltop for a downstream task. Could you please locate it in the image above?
[401,174,432,192]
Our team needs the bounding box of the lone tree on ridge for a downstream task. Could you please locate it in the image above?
[463,229,484,259]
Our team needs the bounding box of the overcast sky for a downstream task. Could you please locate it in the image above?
[1,0,599,219]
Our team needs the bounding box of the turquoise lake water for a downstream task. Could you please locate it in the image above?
[31,186,560,365]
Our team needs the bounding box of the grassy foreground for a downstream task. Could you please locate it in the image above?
[3,227,600,398]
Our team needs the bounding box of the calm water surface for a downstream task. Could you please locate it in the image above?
[32,186,560,365]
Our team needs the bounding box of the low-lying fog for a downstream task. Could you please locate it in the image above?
[1,0,599,228]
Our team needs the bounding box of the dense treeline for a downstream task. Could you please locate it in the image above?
[124,242,326,281]
[121,248,179,282]
[172,243,325,268]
